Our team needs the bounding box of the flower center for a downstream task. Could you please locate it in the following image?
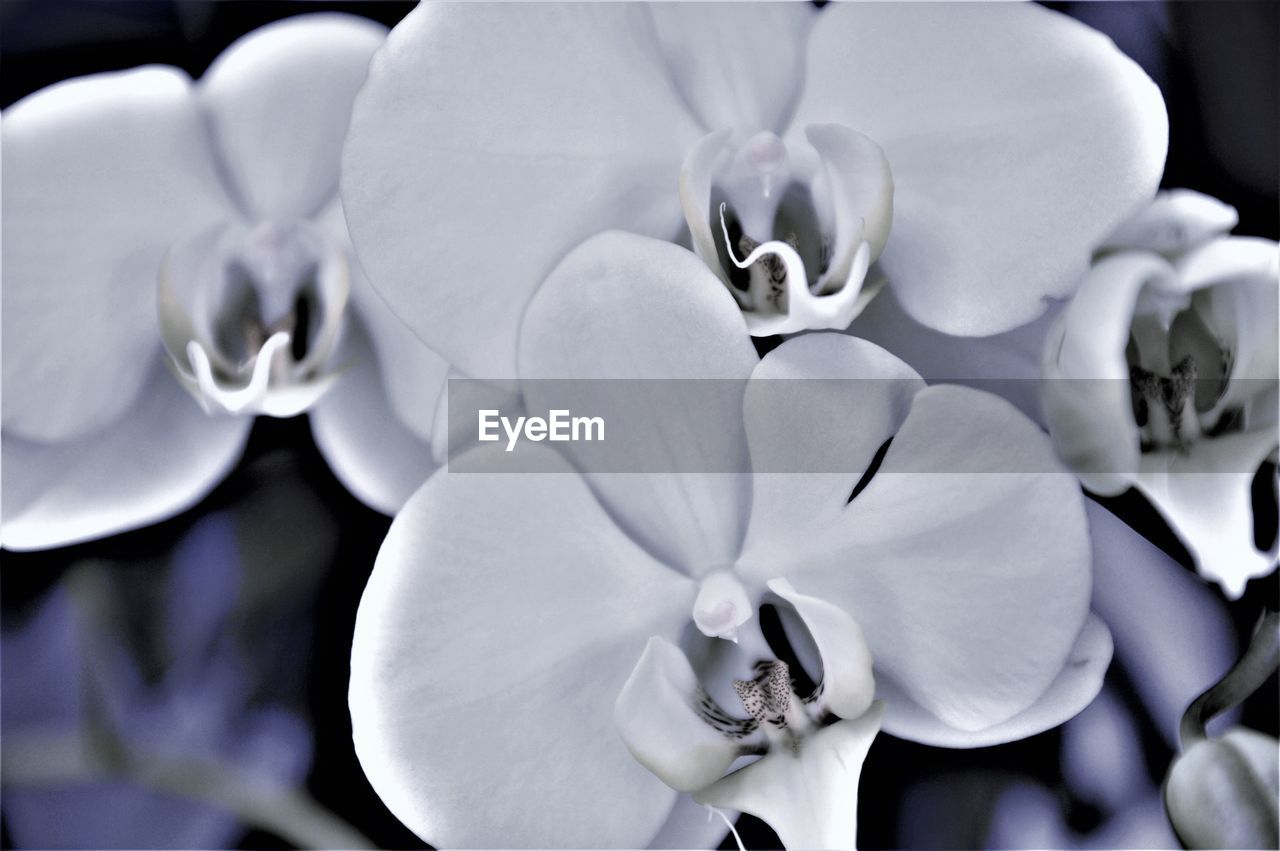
[158,222,350,418]
[680,126,893,336]
[1126,295,1236,450]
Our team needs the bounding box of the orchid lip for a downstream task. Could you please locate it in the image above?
[157,222,351,418]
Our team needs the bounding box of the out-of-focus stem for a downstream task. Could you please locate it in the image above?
[1,730,375,850]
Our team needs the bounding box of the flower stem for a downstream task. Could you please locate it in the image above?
[1179,610,1280,749]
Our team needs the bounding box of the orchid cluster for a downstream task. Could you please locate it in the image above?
[2,2,1276,850]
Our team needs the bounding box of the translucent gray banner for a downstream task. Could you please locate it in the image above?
[444,378,1278,474]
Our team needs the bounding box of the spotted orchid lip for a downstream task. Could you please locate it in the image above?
[157,221,351,418]
[615,575,882,848]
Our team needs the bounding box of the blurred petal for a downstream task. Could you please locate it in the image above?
[794,2,1167,335]
[342,2,702,377]
[519,233,757,574]
[308,319,439,517]
[648,2,815,135]
[877,614,1111,748]
[1,359,250,550]
[199,14,386,221]
[1135,429,1279,599]
[1165,728,1279,849]
[1085,500,1238,747]
[1061,685,1148,812]
[739,385,1092,736]
[350,445,695,847]
[2,67,230,441]
[615,637,742,793]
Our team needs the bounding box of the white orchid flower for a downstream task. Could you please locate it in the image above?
[349,233,1111,849]
[1042,190,1280,598]
[341,2,1166,379]
[2,14,454,549]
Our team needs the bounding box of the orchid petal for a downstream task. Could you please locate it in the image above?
[1085,500,1239,748]
[648,3,815,136]
[350,445,694,847]
[341,2,702,378]
[309,319,439,517]
[802,124,893,271]
[519,232,757,575]
[1101,188,1239,255]
[646,794,733,850]
[766,579,876,722]
[1,359,250,550]
[793,2,1167,335]
[319,200,448,444]
[695,702,885,850]
[198,14,386,221]
[2,67,229,442]
[1178,236,1280,418]
[1042,252,1182,494]
[849,288,1058,426]
[615,637,743,793]
[740,384,1092,736]
[1134,429,1279,599]
[875,614,1111,748]
[742,333,923,551]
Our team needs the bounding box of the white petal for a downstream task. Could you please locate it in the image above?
[199,14,386,220]
[615,637,743,793]
[350,445,695,847]
[1135,429,1279,599]
[519,232,757,575]
[1,358,250,550]
[1042,252,1181,493]
[646,794,733,850]
[695,702,885,850]
[802,124,894,269]
[308,320,438,517]
[341,2,702,377]
[766,579,876,722]
[738,385,1093,736]
[1085,500,1240,748]
[742,333,923,553]
[648,2,816,135]
[319,199,448,444]
[1102,188,1239,255]
[876,614,1111,748]
[793,2,1168,335]
[2,67,230,442]
[849,287,1057,426]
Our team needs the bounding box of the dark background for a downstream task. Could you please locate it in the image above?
[1,2,1276,849]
